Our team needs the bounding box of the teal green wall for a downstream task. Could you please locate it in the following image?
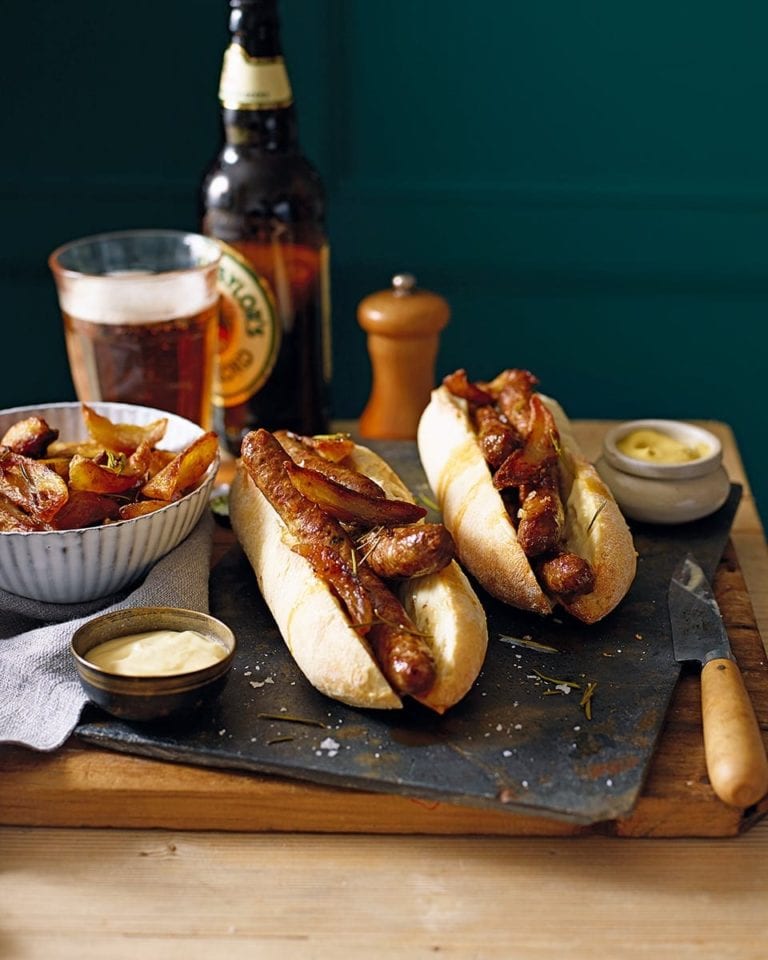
[2,2,767,527]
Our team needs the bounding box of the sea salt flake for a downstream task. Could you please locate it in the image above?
[319,737,340,757]
[555,683,572,694]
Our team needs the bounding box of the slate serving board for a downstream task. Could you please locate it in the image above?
[76,442,742,825]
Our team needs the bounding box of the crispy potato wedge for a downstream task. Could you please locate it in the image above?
[1,417,59,458]
[0,446,69,522]
[46,439,103,460]
[51,490,122,530]
[290,432,356,463]
[147,448,177,476]
[82,404,168,454]
[0,493,51,531]
[68,454,142,495]
[0,408,215,531]
[141,432,219,502]
[285,461,427,526]
[118,500,168,520]
[38,458,71,480]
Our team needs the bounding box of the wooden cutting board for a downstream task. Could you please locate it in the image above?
[1,422,766,837]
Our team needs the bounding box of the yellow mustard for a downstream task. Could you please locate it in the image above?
[86,629,228,676]
[617,428,709,465]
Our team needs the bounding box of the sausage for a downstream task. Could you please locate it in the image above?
[422,368,637,622]
[241,428,439,698]
[242,429,356,566]
[516,475,565,557]
[472,405,520,470]
[538,552,596,597]
[356,565,437,697]
[292,542,374,635]
[359,523,455,580]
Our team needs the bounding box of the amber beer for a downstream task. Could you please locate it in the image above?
[49,231,221,430]
[201,0,331,453]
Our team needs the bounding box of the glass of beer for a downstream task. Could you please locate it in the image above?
[49,230,221,430]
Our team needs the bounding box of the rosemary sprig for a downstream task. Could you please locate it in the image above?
[579,681,598,720]
[586,500,607,534]
[530,668,598,720]
[499,634,560,654]
[105,449,127,473]
[530,668,580,690]
[257,713,326,728]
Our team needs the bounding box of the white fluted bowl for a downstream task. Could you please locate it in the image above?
[0,402,219,603]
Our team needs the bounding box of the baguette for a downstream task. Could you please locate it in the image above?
[229,429,488,712]
[417,371,637,623]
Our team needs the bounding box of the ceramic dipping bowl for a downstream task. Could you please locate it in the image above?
[71,606,236,722]
[596,419,731,524]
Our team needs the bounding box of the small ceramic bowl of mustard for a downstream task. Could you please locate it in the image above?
[595,419,730,524]
[71,607,236,722]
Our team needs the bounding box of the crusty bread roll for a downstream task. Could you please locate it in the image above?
[417,385,637,623]
[229,438,488,712]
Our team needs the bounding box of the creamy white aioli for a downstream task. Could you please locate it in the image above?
[617,428,709,464]
[86,629,228,676]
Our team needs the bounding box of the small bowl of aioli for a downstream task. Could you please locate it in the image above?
[596,419,730,524]
[71,607,236,721]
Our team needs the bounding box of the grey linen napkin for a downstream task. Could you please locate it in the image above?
[0,511,214,751]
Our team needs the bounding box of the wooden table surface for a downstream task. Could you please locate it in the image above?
[2,420,767,960]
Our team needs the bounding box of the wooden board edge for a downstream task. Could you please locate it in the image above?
[0,739,759,838]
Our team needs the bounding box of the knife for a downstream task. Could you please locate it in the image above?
[668,554,768,808]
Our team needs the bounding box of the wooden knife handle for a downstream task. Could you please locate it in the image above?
[700,657,768,807]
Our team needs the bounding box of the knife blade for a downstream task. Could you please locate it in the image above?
[668,554,768,808]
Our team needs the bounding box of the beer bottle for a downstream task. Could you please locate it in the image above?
[201,0,331,454]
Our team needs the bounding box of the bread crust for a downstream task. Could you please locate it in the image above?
[417,386,636,624]
[229,440,488,712]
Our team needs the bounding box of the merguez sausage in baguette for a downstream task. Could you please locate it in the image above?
[229,428,488,712]
[417,369,637,623]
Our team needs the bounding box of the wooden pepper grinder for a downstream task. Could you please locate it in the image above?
[357,273,450,439]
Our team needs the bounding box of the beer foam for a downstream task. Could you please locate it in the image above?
[59,271,217,325]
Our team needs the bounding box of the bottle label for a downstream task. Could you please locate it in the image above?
[218,45,293,110]
[213,242,280,408]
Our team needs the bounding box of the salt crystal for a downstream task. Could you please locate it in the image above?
[319,737,340,757]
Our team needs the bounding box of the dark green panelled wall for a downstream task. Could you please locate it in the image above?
[2,2,767,526]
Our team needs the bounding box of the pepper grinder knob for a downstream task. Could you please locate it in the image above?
[357,273,450,439]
